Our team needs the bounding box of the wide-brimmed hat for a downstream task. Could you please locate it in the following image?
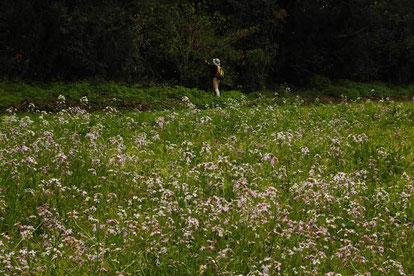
[213,58,221,66]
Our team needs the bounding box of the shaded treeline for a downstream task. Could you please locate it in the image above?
[1,0,413,90]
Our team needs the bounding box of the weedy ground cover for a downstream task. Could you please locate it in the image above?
[0,97,413,275]
[1,80,413,112]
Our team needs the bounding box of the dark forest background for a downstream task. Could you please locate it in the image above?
[1,0,414,91]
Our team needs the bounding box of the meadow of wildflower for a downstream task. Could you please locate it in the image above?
[0,96,413,275]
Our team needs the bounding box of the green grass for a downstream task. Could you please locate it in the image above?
[1,79,413,113]
[0,80,246,112]
[309,76,414,99]
[0,98,413,275]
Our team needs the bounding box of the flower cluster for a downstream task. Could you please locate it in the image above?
[0,99,413,275]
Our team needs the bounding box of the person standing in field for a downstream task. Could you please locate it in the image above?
[204,58,224,97]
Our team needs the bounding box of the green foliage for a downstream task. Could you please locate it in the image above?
[322,86,349,98]
[244,49,272,90]
[0,81,247,112]
[310,75,332,91]
[397,84,414,96]
[246,91,276,99]
[346,89,361,100]
[0,0,284,88]
[320,84,359,99]
[316,80,414,99]
[333,80,399,97]
[1,79,413,113]
[0,101,413,274]
[2,0,414,87]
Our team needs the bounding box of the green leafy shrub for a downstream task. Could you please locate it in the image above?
[244,49,273,90]
[333,80,395,97]
[1,80,413,113]
[0,81,247,112]
[396,85,414,96]
[310,75,331,91]
[246,91,276,99]
[322,85,349,98]
[346,89,361,99]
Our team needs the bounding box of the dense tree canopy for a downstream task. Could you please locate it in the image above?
[1,0,413,89]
